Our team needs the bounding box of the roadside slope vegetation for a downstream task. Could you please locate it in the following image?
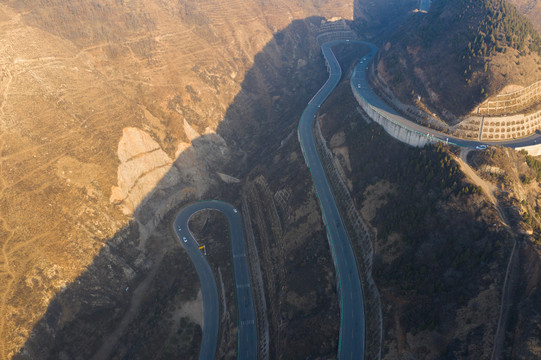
[319,61,513,359]
[378,0,541,121]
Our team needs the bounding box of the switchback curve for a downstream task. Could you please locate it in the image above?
[174,200,257,360]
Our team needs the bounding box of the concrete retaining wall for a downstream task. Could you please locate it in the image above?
[369,65,450,133]
[351,83,435,148]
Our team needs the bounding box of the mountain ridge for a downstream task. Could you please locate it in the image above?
[378,0,541,121]
[0,1,356,357]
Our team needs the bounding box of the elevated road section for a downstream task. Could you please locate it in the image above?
[351,42,541,152]
[175,201,257,360]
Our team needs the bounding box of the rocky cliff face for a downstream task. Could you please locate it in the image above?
[0,0,358,358]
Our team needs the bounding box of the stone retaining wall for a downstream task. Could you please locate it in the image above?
[316,18,356,45]
[477,80,541,116]
[459,111,541,140]
[369,61,541,142]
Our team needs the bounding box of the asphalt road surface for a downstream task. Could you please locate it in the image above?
[351,42,541,149]
[175,36,540,360]
[296,37,540,360]
[298,41,366,359]
[300,38,541,359]
[175,200,257,360]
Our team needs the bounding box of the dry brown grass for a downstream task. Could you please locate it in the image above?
[0,0,356,357]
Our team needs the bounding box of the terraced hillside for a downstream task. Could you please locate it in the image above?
[0,1,359,358]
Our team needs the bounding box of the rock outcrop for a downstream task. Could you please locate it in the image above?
[0,0,358,357]
[111,127,180,216]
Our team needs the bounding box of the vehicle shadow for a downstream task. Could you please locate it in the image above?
[11,15,337,360]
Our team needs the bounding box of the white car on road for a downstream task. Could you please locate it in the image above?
[475,145,488,150]
[183,236,187,243]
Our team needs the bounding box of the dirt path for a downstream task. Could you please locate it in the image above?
[0,211,15,360]
[457,149,498,206]
[456,148,517,360]
[457,149,513,228]
[0,68,13,120]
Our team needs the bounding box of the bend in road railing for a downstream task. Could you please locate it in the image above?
[350,56,462,148]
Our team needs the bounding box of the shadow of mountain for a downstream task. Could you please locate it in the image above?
[352,0,418,41]
[13,15,344,360]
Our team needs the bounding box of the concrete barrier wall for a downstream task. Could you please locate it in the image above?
[316,31,356,45]
[351,83,435,148]
[515,144,541,156]
[369,67,450,133]
[351,49,541,155]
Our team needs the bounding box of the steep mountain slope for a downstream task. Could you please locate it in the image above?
[352,0,418,39]
[510,0,541,32]
[377,0,541,121]
[326,33,541,358]
[468,148,541,359]
[0,1,360,358]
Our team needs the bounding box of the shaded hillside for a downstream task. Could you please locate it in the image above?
[319,57,514,359]
[378,0,541,121]
[351,0,418,40]
[469,148,541,359]
[0,0,454,358]
[0,0,358,358]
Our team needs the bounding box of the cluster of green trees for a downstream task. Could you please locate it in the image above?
[369,143,500,331]
[457,0,541,76]
[524,152,541,180]
[344,115,506,340]
[416,0,541,79]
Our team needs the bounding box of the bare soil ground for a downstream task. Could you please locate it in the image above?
[0,2,353,357]
[468,147,541,358]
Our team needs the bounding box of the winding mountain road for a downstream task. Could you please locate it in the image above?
[178,35,541,360]
[296,37,541,360]
[351,42,541,149]
[304,38,541,360]
[174,201,257,360]
[298,41,366,359]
